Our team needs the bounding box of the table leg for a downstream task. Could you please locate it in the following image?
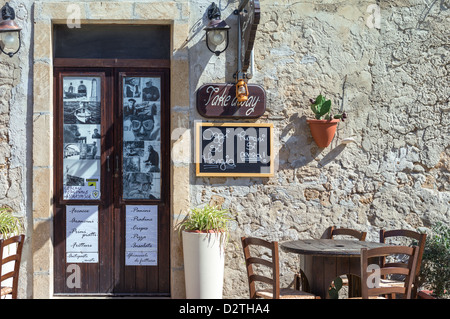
[302,255,336,299]
[302,255,361,299]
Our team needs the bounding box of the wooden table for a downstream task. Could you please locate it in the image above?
[281,239,387,299]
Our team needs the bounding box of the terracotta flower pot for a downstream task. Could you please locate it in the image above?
[307,119,340,148]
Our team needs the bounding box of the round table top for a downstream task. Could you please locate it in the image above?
[280,239,387,257]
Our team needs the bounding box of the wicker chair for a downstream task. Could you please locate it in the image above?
[241,237,319,299]
[1,235,25,299]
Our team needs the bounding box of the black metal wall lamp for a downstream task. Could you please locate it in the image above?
[203,1,260,104]
[0,2,21,57]
[204,2,230,56]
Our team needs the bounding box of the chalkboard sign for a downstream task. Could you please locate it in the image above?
[195,122,273,177]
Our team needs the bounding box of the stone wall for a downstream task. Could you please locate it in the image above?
[187,0,449,298]
[0,0,32,298]
[0,0,448,299]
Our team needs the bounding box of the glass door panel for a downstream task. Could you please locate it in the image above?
[122,76,162,200]
[62,76,102,200]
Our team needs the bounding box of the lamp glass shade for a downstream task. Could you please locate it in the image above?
[208,29,226,46]
[3,33,15,45]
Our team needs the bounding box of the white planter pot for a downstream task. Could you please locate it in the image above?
[182,231,226,299]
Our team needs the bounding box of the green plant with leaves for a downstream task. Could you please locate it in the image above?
[310,94,347,121]
[179,204,232,233]
[0,206,23,239]
[328,276,343,299]
[419,222,450,298]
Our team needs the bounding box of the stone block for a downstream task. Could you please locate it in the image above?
[170,60,189,107]
[32,167,53,220]
[33,63,53,113]
[135,2,177,21]
[32,113,52,167]
[87,2,133,20]
[33,21,52,61]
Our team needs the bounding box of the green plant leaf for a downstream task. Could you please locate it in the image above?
[179,204,231,233]
[420,222,450,297]
[319,100,331,116]
[328,288,339,299]
[0,207,23,238]
[316,95,324,105]
[334,277,343,290]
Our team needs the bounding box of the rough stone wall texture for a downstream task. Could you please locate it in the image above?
[188,1,449,298]
[0,0,32,299]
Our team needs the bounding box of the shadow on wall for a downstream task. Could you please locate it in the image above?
[186,3,239,96]
[278,113,350,170]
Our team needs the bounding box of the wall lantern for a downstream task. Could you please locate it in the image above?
[204,2,230,56]
[236,78,248,103]
[0,2,21,58]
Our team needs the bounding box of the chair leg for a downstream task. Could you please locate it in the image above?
[294,273,301,290]
[294,270,311,292]
[347,275,362,298]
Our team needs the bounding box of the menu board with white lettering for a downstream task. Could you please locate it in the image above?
[66,205,99,263]
[195,122,274,177]
[125,205,158,266]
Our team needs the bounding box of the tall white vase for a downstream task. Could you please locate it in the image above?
[182,231,225,299]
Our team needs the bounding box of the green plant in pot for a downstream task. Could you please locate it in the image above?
[418,222,450,299]
[0,206,23,239]
[307,94,347,148]
[179,204,232,299]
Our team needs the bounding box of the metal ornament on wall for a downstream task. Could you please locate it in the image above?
[236,0,260,74]
[233,0,261,107]
[0,2,22,58]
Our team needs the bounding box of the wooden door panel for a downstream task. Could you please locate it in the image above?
[53,67,170,296]
[113,70,170,295]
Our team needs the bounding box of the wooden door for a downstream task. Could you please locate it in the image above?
[53,67,170,296]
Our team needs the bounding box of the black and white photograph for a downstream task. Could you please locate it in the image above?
[124,141,145,157]
[63,159,100,185]
[63,77,101,124]
[63,123,102,194]
[122,76,162,200]
[123,172,160,200]
[63,124,101,145]
[142,78,160,102]
[122,141,161,199]
[124,156,141,172]
[63,156,101,200]
[63,100,101,125]
[63,77,101,101]
[124,77,141,98]
[62,76,102,200]
[141,141,160,173]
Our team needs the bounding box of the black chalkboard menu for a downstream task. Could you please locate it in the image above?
[195,122,274,177]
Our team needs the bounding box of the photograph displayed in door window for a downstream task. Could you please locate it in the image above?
[63,76,102,200]
[123,77,161,200]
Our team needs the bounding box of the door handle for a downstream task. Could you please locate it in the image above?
[106,155,110,172]
[115,155,119,177]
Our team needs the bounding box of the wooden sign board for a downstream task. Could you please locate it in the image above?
[195,122,273,177]
[196,83,265,118]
